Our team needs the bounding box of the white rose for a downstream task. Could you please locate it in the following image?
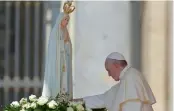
[22,103,30,109]
[67,107,74,111]
[47,100,58,109]
[69,102,79,106]
[86,108,92,111]
[37,96,48,106]
[19,98,27,104]
[30,102,37,109]
[76,104,84,111]
[29,94,37,102]
[69,101,83,107]
[10,101,20,108]
[20,109,26,111]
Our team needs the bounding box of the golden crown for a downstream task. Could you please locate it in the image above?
[63,1,75,14]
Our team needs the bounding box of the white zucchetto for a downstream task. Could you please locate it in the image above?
[106,52,125,60]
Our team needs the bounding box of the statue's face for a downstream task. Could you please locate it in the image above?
[61,15,70,28]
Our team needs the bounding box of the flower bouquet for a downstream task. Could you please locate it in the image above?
[3,93,92,111]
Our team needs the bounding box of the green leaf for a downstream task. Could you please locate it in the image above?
[34,108,43,111]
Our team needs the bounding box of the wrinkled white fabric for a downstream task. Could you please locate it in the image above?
[84,66,156,111]
[42,12,65,99]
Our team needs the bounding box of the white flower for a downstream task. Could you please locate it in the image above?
[20,109,26,111]
[69,102,77,106]
[37,96,48,106]
[47,100,58,109]
[76,104,84,111]
[86,108,93,111]
[22,103,30,109]
[67,107,74,111]
[19,98,27,104]
[29,94,37,102]
[70,101,84,107]
[77,101,84,105]
[30,102,37,109]
[10,101,20,108]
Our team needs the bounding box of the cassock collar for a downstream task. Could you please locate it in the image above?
[119,65,131,80]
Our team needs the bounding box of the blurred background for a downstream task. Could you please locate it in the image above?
[0,1,173,111]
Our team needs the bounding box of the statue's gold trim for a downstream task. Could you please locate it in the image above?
[63,1,75,14]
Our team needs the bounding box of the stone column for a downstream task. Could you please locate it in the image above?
[141,1,170,111]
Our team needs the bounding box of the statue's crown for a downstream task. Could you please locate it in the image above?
[63,1,75,14]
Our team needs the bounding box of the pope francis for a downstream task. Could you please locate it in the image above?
[74,52,156,111]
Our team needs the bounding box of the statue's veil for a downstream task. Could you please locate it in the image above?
[42,12,65,98]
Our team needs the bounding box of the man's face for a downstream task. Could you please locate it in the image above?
[105,61,121,81]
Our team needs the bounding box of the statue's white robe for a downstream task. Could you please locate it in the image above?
[83,66,156,111]
[42,12,73,99]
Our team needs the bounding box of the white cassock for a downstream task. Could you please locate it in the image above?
[83,65,156,111]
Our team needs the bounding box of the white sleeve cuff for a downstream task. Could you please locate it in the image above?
[83,94,105,109]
